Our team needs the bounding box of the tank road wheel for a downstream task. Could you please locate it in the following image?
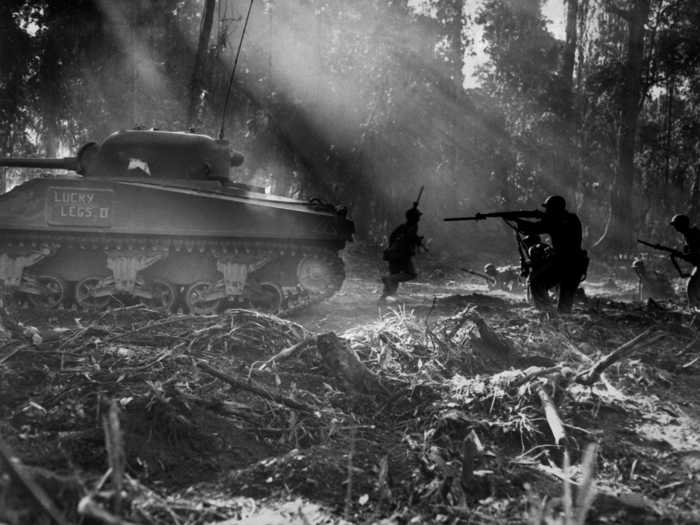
[27,275,66,309]
[249,282,284,314]
[185,281,222,315]
[75,276,111,311]
[145,279,178,311]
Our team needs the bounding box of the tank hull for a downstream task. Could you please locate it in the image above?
[0,177,352,313]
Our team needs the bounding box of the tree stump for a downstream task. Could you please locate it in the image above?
[316,332,387,396]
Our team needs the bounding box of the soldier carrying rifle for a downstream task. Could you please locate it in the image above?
[445,195,588,313]
[380,187,426,301]
[638,213,700,307]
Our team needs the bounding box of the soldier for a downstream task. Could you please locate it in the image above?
[514,195,588,313]
[380,207,423,300]
[631,258,675,302]
[484,263,520,291]
[522,234,553,277]
[670,214,700,306]
[520,234,554,304]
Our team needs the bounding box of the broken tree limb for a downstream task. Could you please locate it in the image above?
[196,360,316,413]
[535,382,567,446]
[316,332,388,395]
[256,336,316,371]
[575,330,665,385]
[460,429,485,490]
[78,496,138,525]
[0,343,26,365]
[102,400,125,516]
[510,365,563,389]
[0,434,72,525]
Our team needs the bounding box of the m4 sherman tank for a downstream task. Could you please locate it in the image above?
[0,130,354,314]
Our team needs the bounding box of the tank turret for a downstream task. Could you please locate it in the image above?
[0,130,245,181]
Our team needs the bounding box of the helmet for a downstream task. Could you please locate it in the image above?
[542,195,566,212]
[670,214,689,229]
[405,207,422,221]
[484,263,496,274]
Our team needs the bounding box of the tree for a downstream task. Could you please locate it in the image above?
[595,0,650,250]
[188,0,216,128]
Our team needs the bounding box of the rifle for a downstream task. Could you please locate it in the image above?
[637,239,685,258]
[461,268,496,284]
[413,185,424,210]
[444,210,543,222]
[637,239,691,278]
[411,186,428,252]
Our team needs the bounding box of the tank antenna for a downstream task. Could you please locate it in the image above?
[219,0,255,140]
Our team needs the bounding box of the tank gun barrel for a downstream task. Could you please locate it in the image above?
[0,157,80,171]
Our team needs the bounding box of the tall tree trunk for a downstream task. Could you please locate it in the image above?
[561,0,578,115]
[559,0,579,199]
[600,0,650,251]
[187,0,216,128]
[39,32,61,157]
[689,164,700,222]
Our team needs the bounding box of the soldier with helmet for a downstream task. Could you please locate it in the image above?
[521,233,555,300]
[513,195,588,313]
[380,205,424,300]
[670,213,700,306]
[483,263,520,291]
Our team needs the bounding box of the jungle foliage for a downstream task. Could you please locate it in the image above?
[1,0,699,252]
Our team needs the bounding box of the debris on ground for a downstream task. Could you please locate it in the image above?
[1,280,699,524]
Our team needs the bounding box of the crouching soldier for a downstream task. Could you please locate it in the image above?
[670,214,700,306]
[515,196,588,313]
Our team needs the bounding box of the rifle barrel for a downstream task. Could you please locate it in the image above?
[415,185,424,203]
[444,210,542,222]
[637,239,684,257]
[444,216,482,221]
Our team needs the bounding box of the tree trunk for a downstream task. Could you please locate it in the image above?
[561,0,578,114]
[39,29,61,157]
[559,0,579,196]
[689,165,700,221]
[601,0,650,251]
[187,0,216,128]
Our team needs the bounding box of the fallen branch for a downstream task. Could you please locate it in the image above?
[78,496,138,525]
[575,330,665,385]
[510,365,563,389]
[535,382,567,446]
[0,343,26,365]
[102,315,197,344]
[255,337,316,371]
[196,360,316,413]
[0,434,72,525]
[103,400,125,516]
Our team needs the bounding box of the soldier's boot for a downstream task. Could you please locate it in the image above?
[380,276,398,300]
[558,283,577,314]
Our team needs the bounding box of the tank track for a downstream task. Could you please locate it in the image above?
[0,231,346,315]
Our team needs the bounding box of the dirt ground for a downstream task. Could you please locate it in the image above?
[1,249,699,524]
